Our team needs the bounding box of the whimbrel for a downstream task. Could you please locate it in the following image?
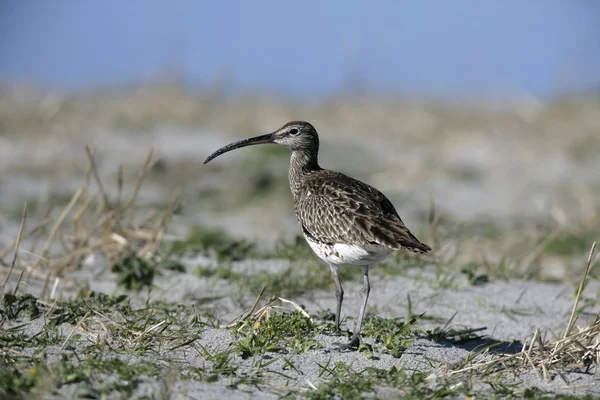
[204,121,431,349]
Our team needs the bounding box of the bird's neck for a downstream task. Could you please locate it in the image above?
[289,150,320,200]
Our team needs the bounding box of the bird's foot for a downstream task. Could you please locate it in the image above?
[331,335,360,351]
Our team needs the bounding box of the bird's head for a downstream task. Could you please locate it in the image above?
[203,121,319,164]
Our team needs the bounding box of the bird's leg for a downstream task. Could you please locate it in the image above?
[334,266,370,350]
[329,264,344,331]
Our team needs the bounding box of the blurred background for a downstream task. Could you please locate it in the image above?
[2,1,600,97]
[1,1,600,279]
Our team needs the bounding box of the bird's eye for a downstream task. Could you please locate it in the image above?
[289,128,299,135]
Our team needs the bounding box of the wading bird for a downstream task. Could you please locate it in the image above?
[204,121,430,349]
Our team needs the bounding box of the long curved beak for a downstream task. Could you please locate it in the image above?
[203,133,275,164]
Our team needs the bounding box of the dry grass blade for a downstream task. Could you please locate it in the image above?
[523,331,542,380]
[0,216,48,265]
[519,227,561,272]
[273,297,313,321]
[525,328,540,366]
[85,145,110,210]
[38,188,84,299]
[220,289,313,330]
[251,296,313,325]
[220,286,267,329]
[35,188,84,271]
[563,241,597,339]
[132,320,168,350]
[139,186,181,257]
[0,203,27,294]
[122,149,154,214]
[30,204,54,256]
[60,310,91,351]
[0,146,178,300]
[440,241,600,382]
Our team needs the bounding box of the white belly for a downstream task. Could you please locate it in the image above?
[304,235,392,266]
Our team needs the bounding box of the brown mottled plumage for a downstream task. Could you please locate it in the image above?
[204,121,430,350]
[295,170,430,253]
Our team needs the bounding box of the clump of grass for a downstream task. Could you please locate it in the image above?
[460,263,490,286]
[0,293,40,321]
[425,324,487,346]
[0,356,41,397]
[112,252,184,291]
[0,289,214,399]
[221,289,319,358]
[171,226,255,262]
[443,242,600,383]
[307,362,379,399]
[235,310,319,358]
[360,316,417,357]
[0,147,182,299]
[307,364,473,400]
[46,292,130,327]
[8,355,159,399]
[113,252,157,291]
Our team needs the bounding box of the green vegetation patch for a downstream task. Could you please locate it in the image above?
[48,292,131,327]
[306,364,471,400]
[0,356,41,397]
[113,252,185,291]
[0,292,211,399]
[0,353,160,400]
[359,315,418,358]
[234,310,320,358]
[1,293,40,321]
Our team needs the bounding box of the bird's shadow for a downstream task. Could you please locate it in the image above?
[412,325,523,355]
[436,336,523,355]
[314,313,523,356]
[319,325,523,356]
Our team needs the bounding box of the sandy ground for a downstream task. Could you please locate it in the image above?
[6,254,600,398]
[1,92,600,397]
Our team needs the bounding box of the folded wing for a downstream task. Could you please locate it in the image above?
[296,171,431,254]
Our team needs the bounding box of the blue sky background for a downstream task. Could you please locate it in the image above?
[1,0,599,99]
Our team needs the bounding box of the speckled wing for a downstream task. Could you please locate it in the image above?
[295,171,431,253]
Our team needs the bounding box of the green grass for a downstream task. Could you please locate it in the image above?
[0,356,41,398]
[1,288,595,399]
[1,197,597,399]
[305,365,472,400]
[460,262,490,286]
[0,292,211,399]
[359,315,417,358]
[0,353,160,400]
[112,252,184,291]
[1,293,40,321]
[3,87,600,399]
[234,310,320,359]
